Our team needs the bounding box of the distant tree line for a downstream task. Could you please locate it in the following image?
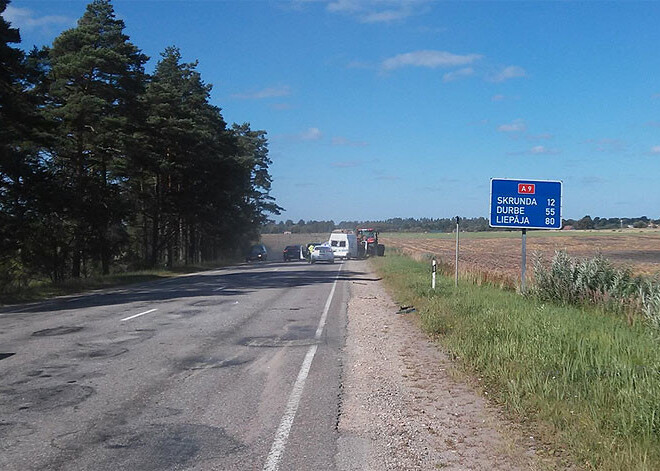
[262,216,660,234]
[563,216,659,230]
[261,217,491,234]
[0,0,279,288]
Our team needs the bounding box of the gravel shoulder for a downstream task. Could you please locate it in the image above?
[337,264,548,470]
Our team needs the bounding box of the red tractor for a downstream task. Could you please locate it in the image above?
[356,228,385,258]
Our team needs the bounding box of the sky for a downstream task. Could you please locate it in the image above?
[4,0,660,223]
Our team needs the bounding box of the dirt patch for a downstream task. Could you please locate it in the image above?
[338,267,556,470]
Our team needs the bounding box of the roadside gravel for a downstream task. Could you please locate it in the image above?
[337,264,546,470]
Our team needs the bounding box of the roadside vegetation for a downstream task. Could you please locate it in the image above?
[373,252,660,470]
[534,251,660,328]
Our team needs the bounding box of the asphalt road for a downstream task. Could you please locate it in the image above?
[0,259,366,470]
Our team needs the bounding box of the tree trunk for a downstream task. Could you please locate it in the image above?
[72,231,82,279]
[101,241,110,275]
[101,154,110,276]
[150,174,160,268]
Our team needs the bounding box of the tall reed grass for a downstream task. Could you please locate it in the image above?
[533,251,660,327]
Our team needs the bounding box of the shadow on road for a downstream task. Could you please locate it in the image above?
[0,261,379,315]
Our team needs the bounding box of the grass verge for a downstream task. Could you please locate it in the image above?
[0,261,235,306]
[372,252,660,470]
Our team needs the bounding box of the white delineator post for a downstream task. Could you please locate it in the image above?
[432,258,437,290]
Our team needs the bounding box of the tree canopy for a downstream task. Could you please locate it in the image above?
[0,0,280,289]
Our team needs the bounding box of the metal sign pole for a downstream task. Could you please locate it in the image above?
[521,228,527,293]
[455,216,460,287]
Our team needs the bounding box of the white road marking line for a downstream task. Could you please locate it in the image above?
[263,264,342,471]
[263,344,318,471]
[315,265,342,340]
[214,286,225,291]
[120,308,158,322]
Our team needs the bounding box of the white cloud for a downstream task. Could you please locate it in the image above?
[274,127,324,142]
[3,6,72,31]
[650,146,660,154]
[488,65,527,83]
[530,145,559,155]
[298,127,323,141]
[327,0,361,13]
[507,145,560,156]
[326,0,429,23]
[442,67,474,83]
[586,138,626,153]
[497,119,526,133]
[382,50,482,71]
[332,136,368,147]
[527,133,554,141]
[362,8,413,23]
[231,86,291,100]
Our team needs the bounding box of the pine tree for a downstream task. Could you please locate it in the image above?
[47,0,147,276]
[136,47,232,267]
[0,0,51,286]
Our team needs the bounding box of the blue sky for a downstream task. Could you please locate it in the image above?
[4,0,660,222]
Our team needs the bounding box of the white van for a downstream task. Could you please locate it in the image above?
[329,232,358,259]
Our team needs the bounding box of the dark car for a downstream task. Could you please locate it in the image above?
[283,245,303,261]
[245,244,268,262]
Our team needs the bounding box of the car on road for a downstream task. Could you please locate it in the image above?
[283,244,304,261]
[310,245,334,264]
[246,244,268,262]
[329,231,358,259]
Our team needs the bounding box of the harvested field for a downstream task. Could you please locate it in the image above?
[381,230,660,285]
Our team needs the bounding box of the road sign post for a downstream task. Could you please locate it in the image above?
[455,216,460,287]
[489,179,563,292]
[521,228,527,292]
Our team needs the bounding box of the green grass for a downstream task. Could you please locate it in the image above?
[381,228,660,240]
[372,253,660,470]
[0,261,234,306]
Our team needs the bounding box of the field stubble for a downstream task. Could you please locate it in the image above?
[381,231,660,286]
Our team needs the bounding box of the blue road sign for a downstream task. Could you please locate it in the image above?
[489,178,562,229]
